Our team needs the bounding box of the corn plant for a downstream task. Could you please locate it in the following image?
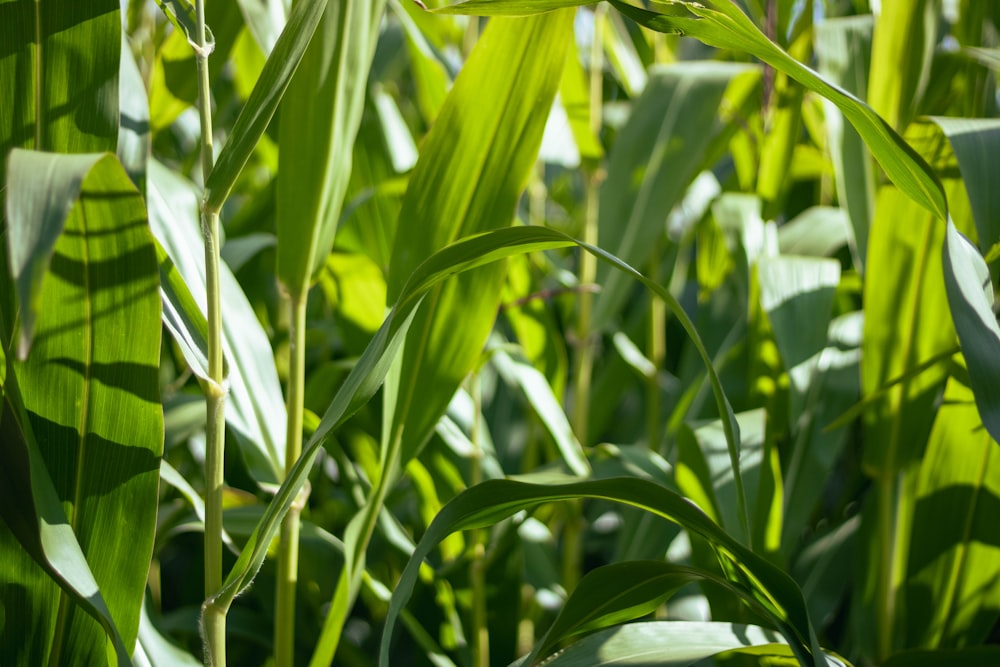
[3,1,1000,666]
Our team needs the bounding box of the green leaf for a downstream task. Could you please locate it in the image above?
[881,647,1000,667]
[757,256,841,418]
[524,622,806,667]
[206,223,752,649]
[906,372,1000,648]
[5,150,107,357]
[379,477,825,666]
[593,61,759,333]
[276,0,386,298]
[0,151,162,666]
[491,345,590,477]
[432,0,595,15]
[384,10,575,472]
[148,159,286,485]
[814,15,875,270]
[942,223,1000,443]
[529,562,704,662]
[866,0,937,132]
[0,0,120,165]
[204,0,331,212]
[609,0,948,222]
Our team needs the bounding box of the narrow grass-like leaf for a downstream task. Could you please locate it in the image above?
[0,151,162,665]
[207,225,750,644]
[149,159,286,484]
[609,0,947,222]
[379,477,825,666]
[204,0,330,212]
[276,0,386,298]
[491,346,590,477]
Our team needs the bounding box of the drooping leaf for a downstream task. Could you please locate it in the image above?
[608,0,947,222]
[379,476,825,666]
[206,224,750,652]
[0,151,162,666]
[148,159,287,485]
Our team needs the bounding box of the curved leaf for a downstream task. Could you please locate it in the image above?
[379,477,824,666]
[608,0,947,222]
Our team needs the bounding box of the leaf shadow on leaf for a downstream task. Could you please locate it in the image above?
[30,411,162,497]
[48,357,161,404]
[908,484,1000,573]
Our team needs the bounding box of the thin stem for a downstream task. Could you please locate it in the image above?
[469,376,489,667]
[646,238,665,451]
[275,294,308,666]
[194,0,227,663]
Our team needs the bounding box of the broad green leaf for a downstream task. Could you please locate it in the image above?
[757,256,841,418]
[853,119,977,659]
[931,117,1000,446]
[0,0,119,166]
[5,150,107,356]
[814,16,875,269]
[906,373,1000,648]
[276,0,387,298]
[384,11,574,473]
[942,223,1000,444]
[204,0,330,212]
[520,621,793,667]
[930,117,1000,252]
[609,0,948,222]
[593,61,759,333]
[148,159,287,485]
[0,151,162,666]
[379,476,825,666]
[861,120,975,477]
[866,0,937,132]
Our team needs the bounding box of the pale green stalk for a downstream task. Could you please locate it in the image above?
[469,376,489,667]
[565,3,607,594]
[193,0,228,663]
[275,294,307,666]
[647,237,665,450]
